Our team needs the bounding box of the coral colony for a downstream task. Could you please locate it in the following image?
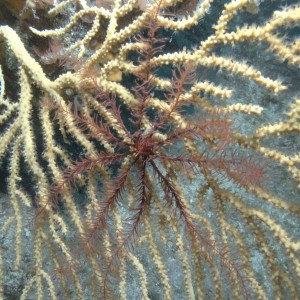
[0,0,299,299]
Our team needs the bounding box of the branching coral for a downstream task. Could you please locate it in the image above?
[0,0,299,299]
